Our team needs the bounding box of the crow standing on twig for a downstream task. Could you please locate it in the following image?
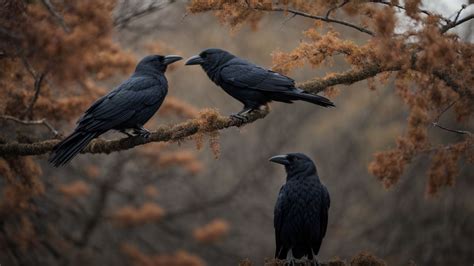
[270,153,330,264]
[49,55,182,167]
[185,48,334,120]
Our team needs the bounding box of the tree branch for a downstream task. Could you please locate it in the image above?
[325,0,349,19]
[0,60,470,157]
[298,64,401,93]
[256,6,374,36]
[430,100,472,135]
[0,115,60,137]
[40,0,71,33]
[23,72,46,119]
[0,110,267,157]
[432,122,472,135]
[114,0,174,28]
[441,14,474,33]
[371,0,451,24]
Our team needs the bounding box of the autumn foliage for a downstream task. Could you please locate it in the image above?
[188,0,473,196]
[0,0,473,265]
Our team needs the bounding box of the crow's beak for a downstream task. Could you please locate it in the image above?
[185,55,204,65]
[269,155,290,165]
[163,55,183,65]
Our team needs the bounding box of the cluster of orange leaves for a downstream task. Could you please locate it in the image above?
[113,202,165,226]
[189,0,473,196]
[58,180,90,198]
[0,0,135,121]
[193,218,230,243]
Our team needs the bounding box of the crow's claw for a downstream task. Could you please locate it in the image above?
[230,113,249,123]
[133,127,151,139]
[120,129,135,138]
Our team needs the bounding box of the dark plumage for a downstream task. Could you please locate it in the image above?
[185,48,334,119]
[49,54,182,167]
[269,153,330,262]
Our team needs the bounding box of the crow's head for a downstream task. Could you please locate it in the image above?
[135,54,183,73]
[269,153,317,178]
[185,48,235,72]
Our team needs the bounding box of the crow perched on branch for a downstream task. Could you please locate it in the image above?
[185,48,334,120]
[49,54,182,167]
[270,153,330,263]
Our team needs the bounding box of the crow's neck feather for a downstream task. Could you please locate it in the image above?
[285,164,318,182]
[134,65,166,78]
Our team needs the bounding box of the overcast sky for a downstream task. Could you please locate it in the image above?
[395,0,473,41]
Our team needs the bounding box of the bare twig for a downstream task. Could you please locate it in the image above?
[432,122,472,135]
[279,13,297,30]
[256,6,374,36]
[23,72,47,119]
[40,0,70,33]
[21,57,36,78]
[370,0,451,24]
[453,4,468,23]
[431,99,472,135]
[76,157,127,247]
[114,1,173,28]
[441,14,474,33]
[0,115,60,137]
[434,99,459,123]
[166,176,245,219]
[325,0,349,19]
[20,57,49,118]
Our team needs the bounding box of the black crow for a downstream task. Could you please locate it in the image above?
[49,54,182,167]
[185,48,334,119]
[270,153,330,263]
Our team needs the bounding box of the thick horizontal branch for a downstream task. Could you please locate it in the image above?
[0,110,267,157]
[298,64,401,93]
[0,60,470,157]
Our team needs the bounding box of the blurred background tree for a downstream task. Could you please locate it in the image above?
[0,0,473,265]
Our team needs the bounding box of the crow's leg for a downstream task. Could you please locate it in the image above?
[230,107,254,122]
[119,129,135,138]
[133,126,151,138]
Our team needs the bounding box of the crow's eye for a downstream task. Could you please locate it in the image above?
[201,53,208,58]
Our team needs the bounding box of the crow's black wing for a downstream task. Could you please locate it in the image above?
[308,183,330,256]
[320,185,330,239]
[76,77,166,132]
[219,60,296,92]
[274,185,291,258]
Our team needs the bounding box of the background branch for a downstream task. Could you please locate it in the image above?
[256,6,374,36]
[40,0,71,33]
[0,115,60,137]
[23,72,46,119]
[441,13,474,33]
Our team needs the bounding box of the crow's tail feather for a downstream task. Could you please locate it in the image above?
[49,131,98,167]
[286,91,335,107]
